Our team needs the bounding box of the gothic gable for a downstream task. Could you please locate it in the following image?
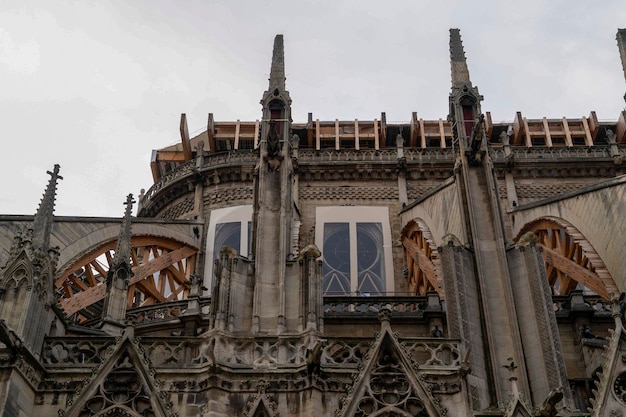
[244,386,279,417]
[338,322,446,417]
[0,250,33,290]
[61,328,175,417]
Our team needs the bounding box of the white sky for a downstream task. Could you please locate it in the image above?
[1,1,625,217]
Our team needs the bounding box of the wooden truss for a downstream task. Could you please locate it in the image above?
[520,219,616,300]
[401,221,443,296]
[55,236,197,322]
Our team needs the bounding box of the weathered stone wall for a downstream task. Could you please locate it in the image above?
[400,179,464,246]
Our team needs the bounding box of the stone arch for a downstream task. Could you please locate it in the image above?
[509,177,626,292]
[515,217,617,299]
[56,223,199,279]
[400,219,443,296]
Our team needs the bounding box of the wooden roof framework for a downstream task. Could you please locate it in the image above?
[401,221,443,296]
[519,219,617,300]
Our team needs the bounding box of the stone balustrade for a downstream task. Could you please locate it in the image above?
[490,145,614,163]
[322,295,433,318]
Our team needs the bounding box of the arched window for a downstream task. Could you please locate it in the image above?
[316,207,393,296]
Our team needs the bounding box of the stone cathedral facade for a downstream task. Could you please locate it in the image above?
[1,29,626,417]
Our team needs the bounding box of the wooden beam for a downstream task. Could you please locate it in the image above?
[254,119,260,149]
[485,112,493,138]
[136,279,166,303]
[542,117,553,147]
[581,116,593,146]
[588,111,599,141]
[180,113,193,161]
[155,151,186,162]
[90,260,107,280]
[56,237,194,288]
[540,245,610,300]
[562,117,573,147]
[126,284,136,307]
[315,119,321,150]
[150,151,161,183]
[438,119,446,148]
[523,117,532,147]
[401,237,441,294]
[60,245,197,315]
[234,119,241,150]
[374,118,379,150]
[207,113,216,153]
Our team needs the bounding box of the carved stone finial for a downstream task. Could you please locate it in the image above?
[378,305,392,324]
[299,244,321,260]
[450,28,471,86]
[266,119,281,157]
[606,129,617,145]
[617,29,626,84]
[112,194,135,271]
[32,164,63,256]
[269,34,285,91]
[395,133,404,148]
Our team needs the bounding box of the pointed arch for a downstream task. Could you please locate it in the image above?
[0,256,32,331]
[515,217,617,299]
[400,219,443,296]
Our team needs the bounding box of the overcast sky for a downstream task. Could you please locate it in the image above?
[1,1,625,217]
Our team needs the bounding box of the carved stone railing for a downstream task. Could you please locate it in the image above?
[142,159,197,203]
[490,145,612,163]
[140,334,310,369]
[141,150,258,206]
[43,337,116,366]
[200,149,258,167]
[298,149,398,163]
[323,295,433,318]
[125,297,212,326]
[321,337,462,369]
[403,148,456,162]
[552,294,613,318]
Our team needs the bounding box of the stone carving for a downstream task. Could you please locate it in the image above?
[43,339,116,365]
[352,343,430,417]
[322,340,370,367]
[76,352,156,417]
[266,120,281,157]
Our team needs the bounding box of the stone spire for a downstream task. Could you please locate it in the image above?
[101,194,135,334]
[111,193,135,274]
[268,34,286,91]
[617,29,626,102]
[31,164,62,255]
[450,28,471,87]
[448,29,482,154]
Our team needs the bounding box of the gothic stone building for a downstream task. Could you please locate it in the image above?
[1,29,626,417]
